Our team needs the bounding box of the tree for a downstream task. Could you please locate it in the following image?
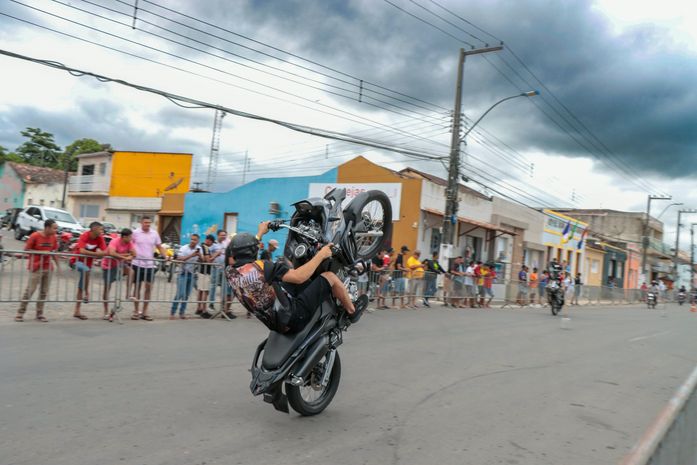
[0,145,22,164]
[62,138,109,171]
[15,128,62,168]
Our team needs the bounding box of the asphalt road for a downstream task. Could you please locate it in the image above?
[2,302,697,465]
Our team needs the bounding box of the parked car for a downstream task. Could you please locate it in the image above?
[14,206,86,240]
[102,222,118,234]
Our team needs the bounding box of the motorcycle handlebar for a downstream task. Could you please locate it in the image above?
[267,220,286,231]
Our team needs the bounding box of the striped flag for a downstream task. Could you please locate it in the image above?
[577,228,588,249]
[560,221,571,244]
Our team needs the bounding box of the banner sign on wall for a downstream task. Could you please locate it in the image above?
[308,183,402,221]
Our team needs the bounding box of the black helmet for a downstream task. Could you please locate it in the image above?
[228,232,259,265]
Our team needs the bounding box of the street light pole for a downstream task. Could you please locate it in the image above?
[690,223,697,290]
[674,209,697,284]
[441,45,503,257]
[641,194,672,280]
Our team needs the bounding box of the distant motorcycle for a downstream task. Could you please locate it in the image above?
[678,291,686,306]
[647,291,657,309]
[547,279,564,316]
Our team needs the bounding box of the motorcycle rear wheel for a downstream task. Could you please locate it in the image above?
[349,191,392,260]
[551,303,560,316]
[286,351,341,416]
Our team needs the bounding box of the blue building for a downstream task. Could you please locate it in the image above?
[181,168,338,252]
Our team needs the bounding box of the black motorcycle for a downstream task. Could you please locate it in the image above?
[647,291,657,309]
[678,291,686,306]
[547,278,564,316]
[249,188,392,415]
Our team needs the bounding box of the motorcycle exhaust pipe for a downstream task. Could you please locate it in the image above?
[292,335,329,381]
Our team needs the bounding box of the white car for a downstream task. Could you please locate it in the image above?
[15,206,86,240]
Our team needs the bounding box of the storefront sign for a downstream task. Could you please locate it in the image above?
[308,183,402,221]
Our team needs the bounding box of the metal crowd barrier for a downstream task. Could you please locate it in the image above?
[352,270,684,308]
[0,249,233,321]
[620,364,697,465]
[1,252,686,317]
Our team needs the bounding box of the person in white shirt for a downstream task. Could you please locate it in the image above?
[170,234,201,319]
[464,261,476,308]
[208,229,234,314]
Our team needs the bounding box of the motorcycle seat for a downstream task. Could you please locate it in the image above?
[262,302,330,370]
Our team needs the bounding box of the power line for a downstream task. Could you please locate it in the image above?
[385,0,668,197]
[0,47,450,162]
[3,5,449,151]
[139,0,450,113]
[64,0,450,127]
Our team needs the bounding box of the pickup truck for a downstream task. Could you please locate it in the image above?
[14,206,86,240]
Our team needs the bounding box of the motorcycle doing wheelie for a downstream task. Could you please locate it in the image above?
[245,188,392,416]
[546,264,565,316]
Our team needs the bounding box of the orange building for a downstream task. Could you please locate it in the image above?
[336,156,422,251]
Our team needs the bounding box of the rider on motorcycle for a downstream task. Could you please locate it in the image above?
[226,221,367,334]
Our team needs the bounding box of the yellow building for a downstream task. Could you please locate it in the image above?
[542,209,589,276]
[69,150,192,230]
[583,242,606,286]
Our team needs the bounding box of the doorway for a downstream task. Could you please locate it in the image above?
[224,213,238,235]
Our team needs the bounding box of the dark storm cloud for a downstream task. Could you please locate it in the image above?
[2,0,697,179]
[171,0,697,178]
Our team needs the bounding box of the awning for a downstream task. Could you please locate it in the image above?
[523,241,547,252]
[422,208,517,236]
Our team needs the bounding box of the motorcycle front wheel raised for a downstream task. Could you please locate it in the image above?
[286,351,341,416]
[346,190,393,261]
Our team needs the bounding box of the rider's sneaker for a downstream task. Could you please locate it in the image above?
[349,295,369,324]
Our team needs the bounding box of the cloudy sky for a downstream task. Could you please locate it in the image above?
[1,0,696,245]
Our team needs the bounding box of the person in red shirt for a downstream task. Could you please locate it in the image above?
[15,219,60,322]
[69,221,107,320]
[101,228,136,321]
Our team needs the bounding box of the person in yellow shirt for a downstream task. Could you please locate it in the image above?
[406,250,425,308]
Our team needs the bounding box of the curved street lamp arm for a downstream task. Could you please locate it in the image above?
[460,91,538,142]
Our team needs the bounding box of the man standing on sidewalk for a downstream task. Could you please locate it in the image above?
[259,239,279,261]
[15,219,60,322]
[70,221,107,320]
[208,229,230,312]
[170,234,201,319]
[131,216,168,321]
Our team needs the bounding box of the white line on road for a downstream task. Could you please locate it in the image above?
[628,331,671,342]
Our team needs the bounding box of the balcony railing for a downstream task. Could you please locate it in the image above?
[68,175,110,193]
[647,238,674,257]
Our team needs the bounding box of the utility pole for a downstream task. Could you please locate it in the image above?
[674,209,697,284]
[690,223,697,289]
[641,194,671,280]
[441,45,503,261]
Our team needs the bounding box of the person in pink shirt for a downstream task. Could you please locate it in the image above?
[130,217,168,321]
[101,228,136,322]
